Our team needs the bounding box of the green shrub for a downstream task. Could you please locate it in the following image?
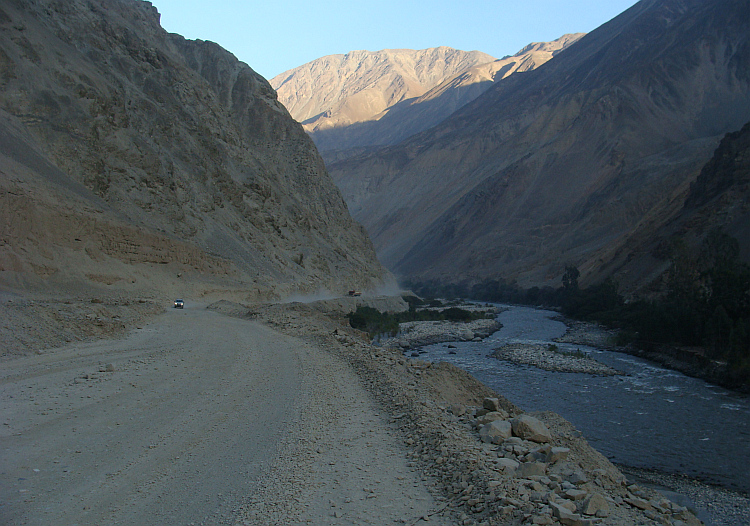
[346,304,491,338]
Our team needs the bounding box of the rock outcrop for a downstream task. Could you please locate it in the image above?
[0,0,389,299]
[581,119,750,292]
[328,0,750,291]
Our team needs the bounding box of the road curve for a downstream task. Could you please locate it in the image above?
[1,303,307,525]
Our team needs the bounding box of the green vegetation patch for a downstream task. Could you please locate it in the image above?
[347,302,493,338]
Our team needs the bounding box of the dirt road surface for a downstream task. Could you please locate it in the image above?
[1,303,450,525]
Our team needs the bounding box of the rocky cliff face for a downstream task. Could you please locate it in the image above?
[588,119,750,292]
[0,0,389,300]
[328,0,750,290]
[680,120,750,259]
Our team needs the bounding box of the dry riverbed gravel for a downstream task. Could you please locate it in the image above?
[491,343,623,376]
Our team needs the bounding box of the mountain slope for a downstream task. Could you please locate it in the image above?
[270,48,495,149]
[308,34,584,159]
[0,0,388,299]
[329,0,750,290]
[587,119,750,292]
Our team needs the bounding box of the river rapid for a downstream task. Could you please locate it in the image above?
[412,305,750,496]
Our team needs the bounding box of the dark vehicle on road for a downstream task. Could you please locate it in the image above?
[174,299,184,309]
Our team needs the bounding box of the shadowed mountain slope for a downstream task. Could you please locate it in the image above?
[587,119,750,292]
[272,37,585,162]
[272,47,495,124]
[271,47,495,155]
[0,0,388,300]
[329,0,750,290]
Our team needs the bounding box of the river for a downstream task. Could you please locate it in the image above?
[411,305,750,497]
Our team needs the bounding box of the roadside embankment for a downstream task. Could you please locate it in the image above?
[0,292,163,360]
[239,300,705,526]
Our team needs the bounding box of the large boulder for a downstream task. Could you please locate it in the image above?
[550,501,586,526]
[483,397,502,411]
[496,458,520,473]
[516,462,547,478]
[479,420,513,444]
[477,411,509,425]
[511,415,552,443]
[581,493,610,517]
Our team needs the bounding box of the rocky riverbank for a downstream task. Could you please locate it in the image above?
[553,318,749,394]
[492,343,624,376]
[619,466,750,526]
[552,319,619,349]
[242,301,708,526]
[378,318,502,349]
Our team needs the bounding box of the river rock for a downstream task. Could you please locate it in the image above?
[554,499,578,513]
[483,397,501,411]
[511,415,552,443]
[625,496,653,511]
[565,489,588,501]
[550,501,584,526]
[547,447,570,463]
[496,458,519,473]
[449,404,467,416]
[564,468,589,485]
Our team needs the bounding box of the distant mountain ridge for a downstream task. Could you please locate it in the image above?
[328,0,750,291]
[272,47,495,125]
[272,37,584,161]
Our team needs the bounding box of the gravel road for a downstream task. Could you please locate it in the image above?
[0,302,448,525]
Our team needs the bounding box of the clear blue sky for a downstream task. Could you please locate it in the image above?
[151,0,640,81]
